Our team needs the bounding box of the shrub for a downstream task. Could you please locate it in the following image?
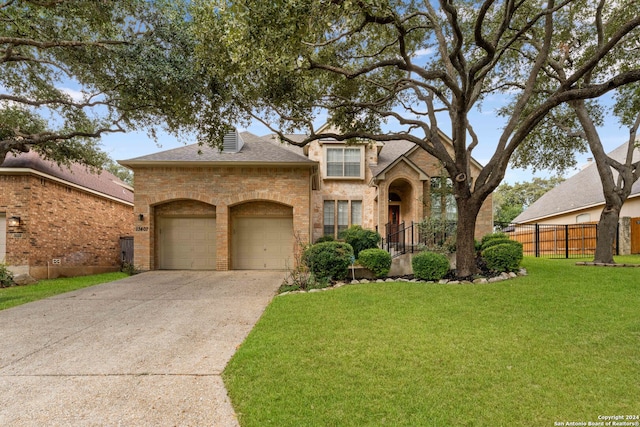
[481,238,514,250]
[339,225,381,258]
[358,248,392,278]
[315,235,335,244]
[482,242,524,272]
[303,241,354,281]
[0,263,15,288]
[480,232,510,248]
[416,217,457,254]
[412,251,450,281]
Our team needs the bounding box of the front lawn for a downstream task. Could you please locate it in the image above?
[223,257,640,426]
[0,272,128,310]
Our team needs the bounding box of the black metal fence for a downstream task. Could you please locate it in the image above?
[502,223,618,258]
[381,220,457,257]
[379,221,618,259]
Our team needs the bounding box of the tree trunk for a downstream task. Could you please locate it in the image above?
[593,205,620,264]
[455,198,481,278]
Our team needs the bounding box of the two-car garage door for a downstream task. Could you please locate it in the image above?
[157,215,293,270]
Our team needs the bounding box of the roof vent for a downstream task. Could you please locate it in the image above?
[222,130,245,153]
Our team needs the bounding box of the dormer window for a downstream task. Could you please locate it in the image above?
[324,146,364,179]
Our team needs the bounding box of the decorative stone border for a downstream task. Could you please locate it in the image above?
[279,268,528,295]
[575,262,640,267]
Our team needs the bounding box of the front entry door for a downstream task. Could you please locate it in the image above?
[388,205,400,243]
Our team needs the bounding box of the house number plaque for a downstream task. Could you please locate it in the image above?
[135,226,149,232]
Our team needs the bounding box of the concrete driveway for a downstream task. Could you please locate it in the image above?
[0,270,283,426]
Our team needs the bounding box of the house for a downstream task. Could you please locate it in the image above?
[512,142,640,254]
[119,129,493,271]
[1,151,134,279]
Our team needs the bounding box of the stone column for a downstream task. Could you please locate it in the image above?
[619,216,631,255]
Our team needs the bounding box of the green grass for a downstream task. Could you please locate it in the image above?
[224,257,640,426]
[0,272,128,310]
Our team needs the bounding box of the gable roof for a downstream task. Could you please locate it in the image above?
[1,151,134,205]
[370,139,416,177]
[513,142,640,223]
[119,131,315,167]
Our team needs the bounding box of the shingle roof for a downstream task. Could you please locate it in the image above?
[120,131,315,165]
[370,139,416,176]
[513,142,640,223]
[1,151,134,204]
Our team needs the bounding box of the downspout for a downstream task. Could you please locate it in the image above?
[309,166,319,244]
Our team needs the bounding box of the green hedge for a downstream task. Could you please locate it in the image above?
[358,248,392,278]
[482,242,523,272]
[481,238,514,250]
[412,251,450,281]
[340,225,381,258]
[303,241,354,281]
[480,232,510,248]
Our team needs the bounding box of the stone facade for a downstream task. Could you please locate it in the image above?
[0,173,133,279]
[307,139,493,242]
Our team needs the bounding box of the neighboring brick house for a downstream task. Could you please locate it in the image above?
[1,151,134,279]
[120,129,492,271]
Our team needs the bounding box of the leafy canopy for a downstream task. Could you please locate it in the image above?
[1,0,198,170]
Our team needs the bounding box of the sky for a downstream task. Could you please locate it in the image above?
[100,95,630,186]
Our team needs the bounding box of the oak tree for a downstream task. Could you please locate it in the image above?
[1,0,197,170]
[190,0,640,276]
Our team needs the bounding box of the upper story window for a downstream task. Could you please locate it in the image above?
[325,146,364,179]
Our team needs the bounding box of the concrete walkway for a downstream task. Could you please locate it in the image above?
[0,270,283,426]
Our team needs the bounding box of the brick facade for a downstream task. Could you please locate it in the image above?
[126,133,493,272]
[130,166,312,271]
[0,173,133,279]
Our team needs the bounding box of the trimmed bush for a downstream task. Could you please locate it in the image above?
[358,248,392,278]
[339,225,381,258]
[412,251,450,281]
[480,232,510,248]
[303,241,354,281]
[482,242,524,272]
[315,235,335,244]
[481,238,514,250]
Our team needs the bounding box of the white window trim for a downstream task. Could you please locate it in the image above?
[322,144,365,180]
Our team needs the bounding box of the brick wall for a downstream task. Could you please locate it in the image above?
[0,174,133,278]
[131,165,312,271]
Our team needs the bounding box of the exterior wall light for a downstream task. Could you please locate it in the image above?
[138,214,144,221]
[8,216,21,227]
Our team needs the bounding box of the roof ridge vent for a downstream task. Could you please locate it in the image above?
[222,130,245,153]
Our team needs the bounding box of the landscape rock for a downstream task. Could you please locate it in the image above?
[13,274,37,286]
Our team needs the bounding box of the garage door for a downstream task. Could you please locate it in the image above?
[233,217,293,270]
[0,214,5,263]
[158,217,216,269]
